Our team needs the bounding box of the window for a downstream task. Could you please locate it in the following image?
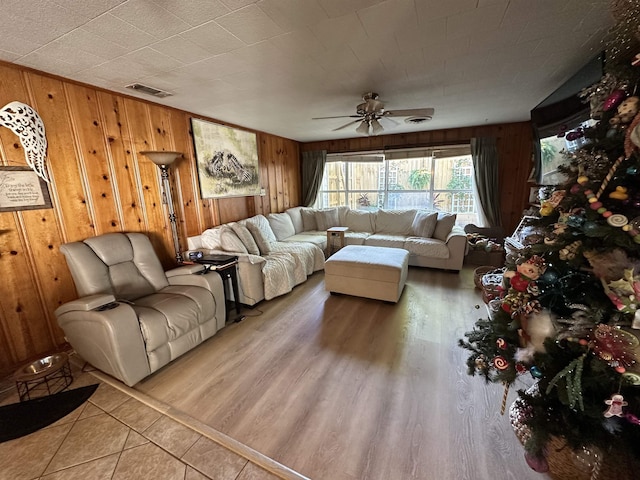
[538,119,596,185]
[315,146,478,225]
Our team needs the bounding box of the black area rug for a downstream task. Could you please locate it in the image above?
[0,384,99,443]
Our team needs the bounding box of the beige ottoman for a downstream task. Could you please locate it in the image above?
[324,245,409,302]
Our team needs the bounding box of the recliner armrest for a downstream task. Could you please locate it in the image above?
[54,294,116,316]
[165,264,205,277]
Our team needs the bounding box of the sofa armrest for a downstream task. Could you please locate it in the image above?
[54,294,116,316]
[443,227,469,271]
[55,300,150,387]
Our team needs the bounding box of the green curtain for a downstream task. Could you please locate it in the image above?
[471,137,502,227]
[301,150,326,207]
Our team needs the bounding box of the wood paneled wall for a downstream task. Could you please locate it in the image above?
[301,122,533,235]
[0,62,300,375]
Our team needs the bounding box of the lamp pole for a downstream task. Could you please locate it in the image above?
[140,151,183,264]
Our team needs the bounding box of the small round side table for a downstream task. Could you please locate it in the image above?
[13,352,73,402]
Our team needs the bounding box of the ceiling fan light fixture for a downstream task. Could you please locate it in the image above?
[370,118,384,135]
[356,120,370,135]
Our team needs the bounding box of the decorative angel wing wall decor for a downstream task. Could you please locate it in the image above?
[0,101,49,182]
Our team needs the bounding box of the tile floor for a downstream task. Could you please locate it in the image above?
[0,362,301,480]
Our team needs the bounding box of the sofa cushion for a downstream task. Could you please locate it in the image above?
[412,211,438,238]
[246,222,273,255]
[364,233,407,249]
[219,226,248,254]
[282,233,327,250]
[344,209,374,232]
[404,237,450,258]
[314,208,339,231]
[301,208,318,231]
[200,227,222,250]
[344,231,370,245]
[433,213,457,241]
[285,207,305,233]
[374,209,416,234]
[268,212,296,241]
[230,222,260,255]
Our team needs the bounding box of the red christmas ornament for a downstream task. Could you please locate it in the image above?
[589,324,638,372]
[603,89,627,111]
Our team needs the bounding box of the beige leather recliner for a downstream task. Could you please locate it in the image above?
[55,232,226,386]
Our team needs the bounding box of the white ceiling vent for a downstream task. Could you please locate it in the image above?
[404,115,432,124]
[125,83,172,98]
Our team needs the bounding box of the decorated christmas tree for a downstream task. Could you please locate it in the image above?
[460,3,640,476]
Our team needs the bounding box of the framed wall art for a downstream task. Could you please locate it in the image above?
[191,118,260,199]
[0,166,52,212]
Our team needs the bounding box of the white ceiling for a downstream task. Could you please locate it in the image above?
[1,0,612,142]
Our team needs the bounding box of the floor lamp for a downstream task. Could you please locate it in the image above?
[140,151,183,264]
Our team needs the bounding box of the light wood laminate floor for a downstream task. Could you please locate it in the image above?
[135,267,546,480]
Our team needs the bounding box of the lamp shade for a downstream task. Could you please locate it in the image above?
[140,151,181,166]
[370,118,384,135]
[356,120,369,135]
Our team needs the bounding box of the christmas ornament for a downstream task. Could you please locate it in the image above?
[604,393,628,417]
[609,186,629,200]
[493,356,509,370]
[602,89,627,111]
[524,451,549,473]
[530,365,542,378]
[607,214,629,227]
[539,267,559,285]
[496,338,507,350]
[590,324,638,372]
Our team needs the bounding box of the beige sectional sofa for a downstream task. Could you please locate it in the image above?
[187,206,467,306]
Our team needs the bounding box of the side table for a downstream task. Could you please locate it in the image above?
[326,226,349,256]
[195,254,243,320]
[14,352,73,402]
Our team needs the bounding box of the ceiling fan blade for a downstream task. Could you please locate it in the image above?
[312,115,361,120]
[332,119,362,131]
[384,108,434,118]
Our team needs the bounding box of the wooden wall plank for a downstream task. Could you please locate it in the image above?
[170,113,204,237]
[26,73,95,243]
[123,99,174,266]
[65,85,121,234]
[97,91,147,233]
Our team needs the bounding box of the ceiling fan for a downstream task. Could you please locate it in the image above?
[312,92,434,135]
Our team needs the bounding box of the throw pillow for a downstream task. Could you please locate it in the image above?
[285,207,304,233]
[433,213,457,241]
[314,208,339,231]
[219,226,248,254]
[374,209,416,234]
[301,208,318,231]
[200,227,222,250]
[412,211,438,238]
[246,222,273,255]
[344,209,374,232]
[244,215,278,243]
[230,222,260,255]
[268,212,296,241]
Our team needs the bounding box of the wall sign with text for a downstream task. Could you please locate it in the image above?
[0,166,52,212]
